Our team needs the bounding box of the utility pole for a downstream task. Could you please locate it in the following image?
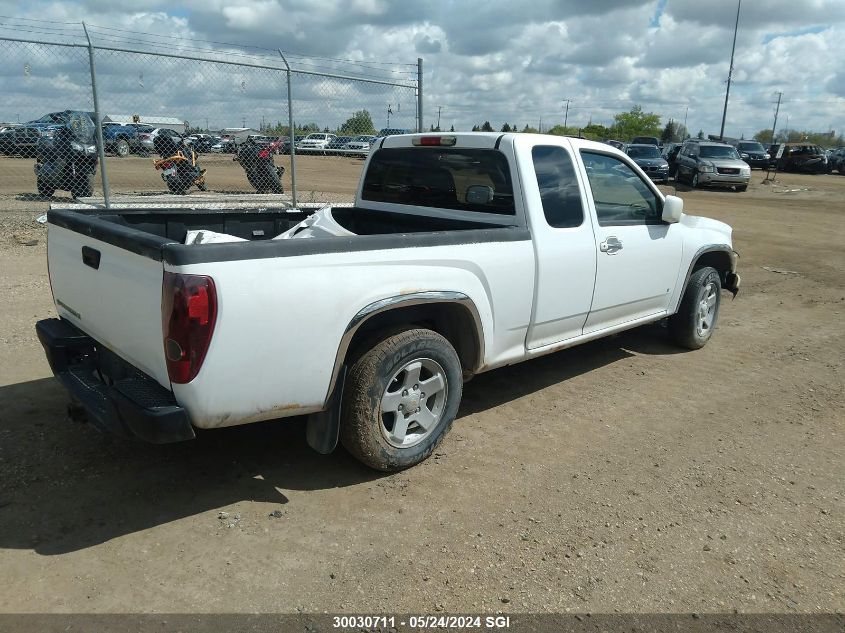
[562,99,571,129]
[770,91,782,145]
[436,105,442,131]
[719,0,742,140]
[683,106,689,136]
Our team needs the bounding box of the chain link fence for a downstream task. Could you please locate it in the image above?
[0,25,421,208]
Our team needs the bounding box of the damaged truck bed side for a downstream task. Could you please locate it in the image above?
[37,132,740,471]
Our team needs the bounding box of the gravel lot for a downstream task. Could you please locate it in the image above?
[0,159,842,616]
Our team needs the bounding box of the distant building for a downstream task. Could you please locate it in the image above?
[102,114,186,130]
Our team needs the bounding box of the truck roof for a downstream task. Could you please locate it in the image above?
[378,132,624,156]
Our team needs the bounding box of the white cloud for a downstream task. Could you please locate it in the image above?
[0,0,843,137]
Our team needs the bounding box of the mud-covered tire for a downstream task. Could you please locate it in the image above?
[340,328,462,472]
[37,180,55,197]
[115,139,130,157]
[691,172,700,188]
[669,266,722,350]
[71,174,93,199]
[736,184,747,192]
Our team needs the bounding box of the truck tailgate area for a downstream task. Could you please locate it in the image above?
[47,224,171,388]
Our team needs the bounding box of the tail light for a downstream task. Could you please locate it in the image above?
[162,272,217,384]
[156,161,173,170]
[258,149,270,159]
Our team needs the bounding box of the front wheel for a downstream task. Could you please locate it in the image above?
[736,184,747,192]
[669,266,722,350]
[71,174,93,199]
[691,172,700,188]
[165,176,188,195]
[37,180,55,197]
[341,328,462,472]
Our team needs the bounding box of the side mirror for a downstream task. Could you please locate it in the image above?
[662,195,684,223]
[466,185,494,204]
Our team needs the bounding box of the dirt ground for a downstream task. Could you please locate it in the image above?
[0,161,842,616]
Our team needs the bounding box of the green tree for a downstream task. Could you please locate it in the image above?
[480,121,494,132]
[471,125,480,132]
[697,129,705,139]
[338,109,376,135]
[521,124,539,133]
[753,128,774,144]
[609,105,661,141]
[449,124,455,132]
[581,123,611,141]
[501,123,512,132]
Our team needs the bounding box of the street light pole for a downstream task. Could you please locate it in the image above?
[719,0,742,140]
[562,99,571,129]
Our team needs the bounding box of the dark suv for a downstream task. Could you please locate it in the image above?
[733,140,769,169]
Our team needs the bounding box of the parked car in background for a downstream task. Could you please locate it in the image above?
[777,143,829,173]
[373,128,412,144]
[11,126,43,157]
[827,147,845,174]
[343,134,377,155]
[604,139,625,150]
[0,128,19,154]
[625,143,669,183]
[675,140,750,191]
[296,133,337,154]
[275,135,304,155]
[139,128,186,153]
[327,136,354,152]
[102,122,142,157]
[186,134,219,153]
[732,140,769,169]
[631,136,660,147]
[662,143,682,177]
[210,138,237,153]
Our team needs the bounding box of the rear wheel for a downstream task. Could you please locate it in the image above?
[669,266,722,350]
[115,139,130,157]
[341,328,462,472]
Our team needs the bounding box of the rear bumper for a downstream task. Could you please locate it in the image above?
[36,318,195,444]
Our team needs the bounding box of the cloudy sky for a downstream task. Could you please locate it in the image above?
[2,0,844,138]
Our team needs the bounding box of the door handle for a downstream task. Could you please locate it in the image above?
[600,236,623,254]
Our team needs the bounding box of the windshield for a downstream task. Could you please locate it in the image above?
[699,145,740,159]
[627,146,661,159]
[737,142,765,152]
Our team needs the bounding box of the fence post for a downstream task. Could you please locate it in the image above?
[278,50,297,208]
[81,22,110,208]
[417,58,424,133]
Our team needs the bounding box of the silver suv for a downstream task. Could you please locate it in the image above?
[675,140,750,191]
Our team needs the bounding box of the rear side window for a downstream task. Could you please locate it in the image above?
[531,146,584,228]
[362,147,515,215]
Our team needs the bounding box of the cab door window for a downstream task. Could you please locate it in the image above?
[580,151,662,226]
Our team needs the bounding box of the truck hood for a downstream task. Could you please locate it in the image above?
[679,213,733,241]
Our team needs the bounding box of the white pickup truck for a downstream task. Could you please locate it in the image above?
[37,133,740,471]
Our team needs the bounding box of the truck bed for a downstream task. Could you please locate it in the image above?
[47,206,526,265]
